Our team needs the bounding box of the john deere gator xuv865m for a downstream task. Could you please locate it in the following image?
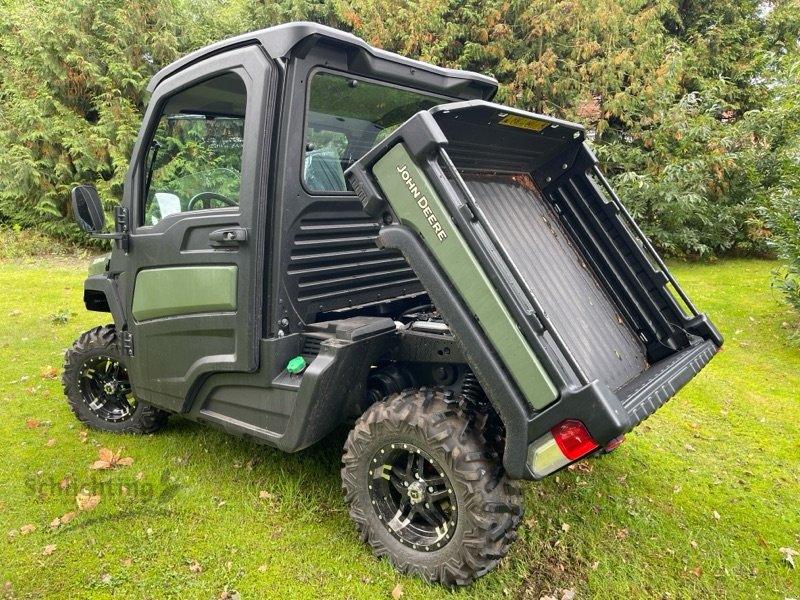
[64,22,722,585]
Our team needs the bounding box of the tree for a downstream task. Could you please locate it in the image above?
[0,0,185,239]
[0,0,798,256]
[338,0,800,257]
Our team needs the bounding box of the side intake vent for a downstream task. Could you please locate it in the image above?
[301,335,324,357]
[288,216,421,309]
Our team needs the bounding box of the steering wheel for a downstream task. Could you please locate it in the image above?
[187,191,237,211]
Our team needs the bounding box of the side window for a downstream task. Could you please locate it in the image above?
[142,73,246,226]
[303,72,443,193]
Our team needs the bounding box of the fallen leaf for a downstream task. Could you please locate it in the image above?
[100,573,112,584]
[779,547,798,569]
[615,528,629,539]
[712,510,721,521]
[136,471,145,481]
[539,596,557,600]
[121,559,133,567]
[257,564,268,573]
[391,583,404,599]
[78,431,88,443]
[60,511,76,524]
[45,438,56,447]
[49,517,61,529]
[76,491,101,511]
[42,544,56,556]
[690,566,703,577]
[8,310,22,317]
[568,461,593,473]
[561,522,570,533]
[561,590,576,600]
[59,477,71,490]
[189,561,203,574]
[258,490,272,500]
[690,540,698,549]
[19,524,36,535]
[25,418,39,429]
[90,448,133,470]
[40,366,59,379]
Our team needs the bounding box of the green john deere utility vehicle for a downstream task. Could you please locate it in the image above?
[63,22,723,586]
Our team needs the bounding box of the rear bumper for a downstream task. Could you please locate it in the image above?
[524,338,719,479]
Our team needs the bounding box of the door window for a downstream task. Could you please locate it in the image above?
[142,73,246,225]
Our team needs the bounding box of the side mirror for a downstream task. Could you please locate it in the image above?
[71,185,106,234]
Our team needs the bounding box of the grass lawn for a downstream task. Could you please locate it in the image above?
[0,257,798,599]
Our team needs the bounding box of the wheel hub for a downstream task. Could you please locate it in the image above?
[368,442,458,551]
[79,356,136,423]
[407,481,425,505]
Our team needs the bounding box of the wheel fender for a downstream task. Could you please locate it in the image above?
[84,274,126,328]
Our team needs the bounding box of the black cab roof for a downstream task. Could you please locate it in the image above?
[147,22,498,101]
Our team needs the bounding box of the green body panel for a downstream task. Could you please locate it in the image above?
[131,265,238,321]
[87,253,111,277]
[372,143,558,409]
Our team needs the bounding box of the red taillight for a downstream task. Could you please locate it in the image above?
[551,420,599,460]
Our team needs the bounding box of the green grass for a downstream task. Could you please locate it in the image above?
[0,257,798,599]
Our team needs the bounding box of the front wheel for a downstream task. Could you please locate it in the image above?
[62,325,167,433]
[342,388,523,586]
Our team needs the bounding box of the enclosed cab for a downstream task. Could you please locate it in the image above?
[64,23,721,586]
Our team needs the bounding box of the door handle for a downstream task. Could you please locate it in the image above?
[209,227,248,246]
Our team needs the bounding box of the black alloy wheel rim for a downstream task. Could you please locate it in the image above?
[79,356,136,422]
[368,442,458,551]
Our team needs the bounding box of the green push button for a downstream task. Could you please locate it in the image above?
[287,356,307,375]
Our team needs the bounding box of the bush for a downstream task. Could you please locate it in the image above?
[0,225,88,259]
[763,195,800,337]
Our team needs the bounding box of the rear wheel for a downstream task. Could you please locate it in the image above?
[62,326,167,433]
[342,388,523,586]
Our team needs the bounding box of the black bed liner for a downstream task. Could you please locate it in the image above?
[461,172,647,392]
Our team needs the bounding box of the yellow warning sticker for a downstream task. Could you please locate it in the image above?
[498,114,549,132]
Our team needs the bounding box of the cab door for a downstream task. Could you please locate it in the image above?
[118,47,275,412]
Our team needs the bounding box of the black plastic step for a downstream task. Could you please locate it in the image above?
[618,338,718,429]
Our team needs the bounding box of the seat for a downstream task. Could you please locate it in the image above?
[304,148,347,192]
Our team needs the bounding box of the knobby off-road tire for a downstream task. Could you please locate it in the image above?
[62,325,167,433]
[342,388,523,586]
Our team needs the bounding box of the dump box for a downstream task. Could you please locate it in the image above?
[347,101,722,478]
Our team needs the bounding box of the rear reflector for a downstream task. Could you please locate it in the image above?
[552,420,599,460]
[527,420,600,479]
